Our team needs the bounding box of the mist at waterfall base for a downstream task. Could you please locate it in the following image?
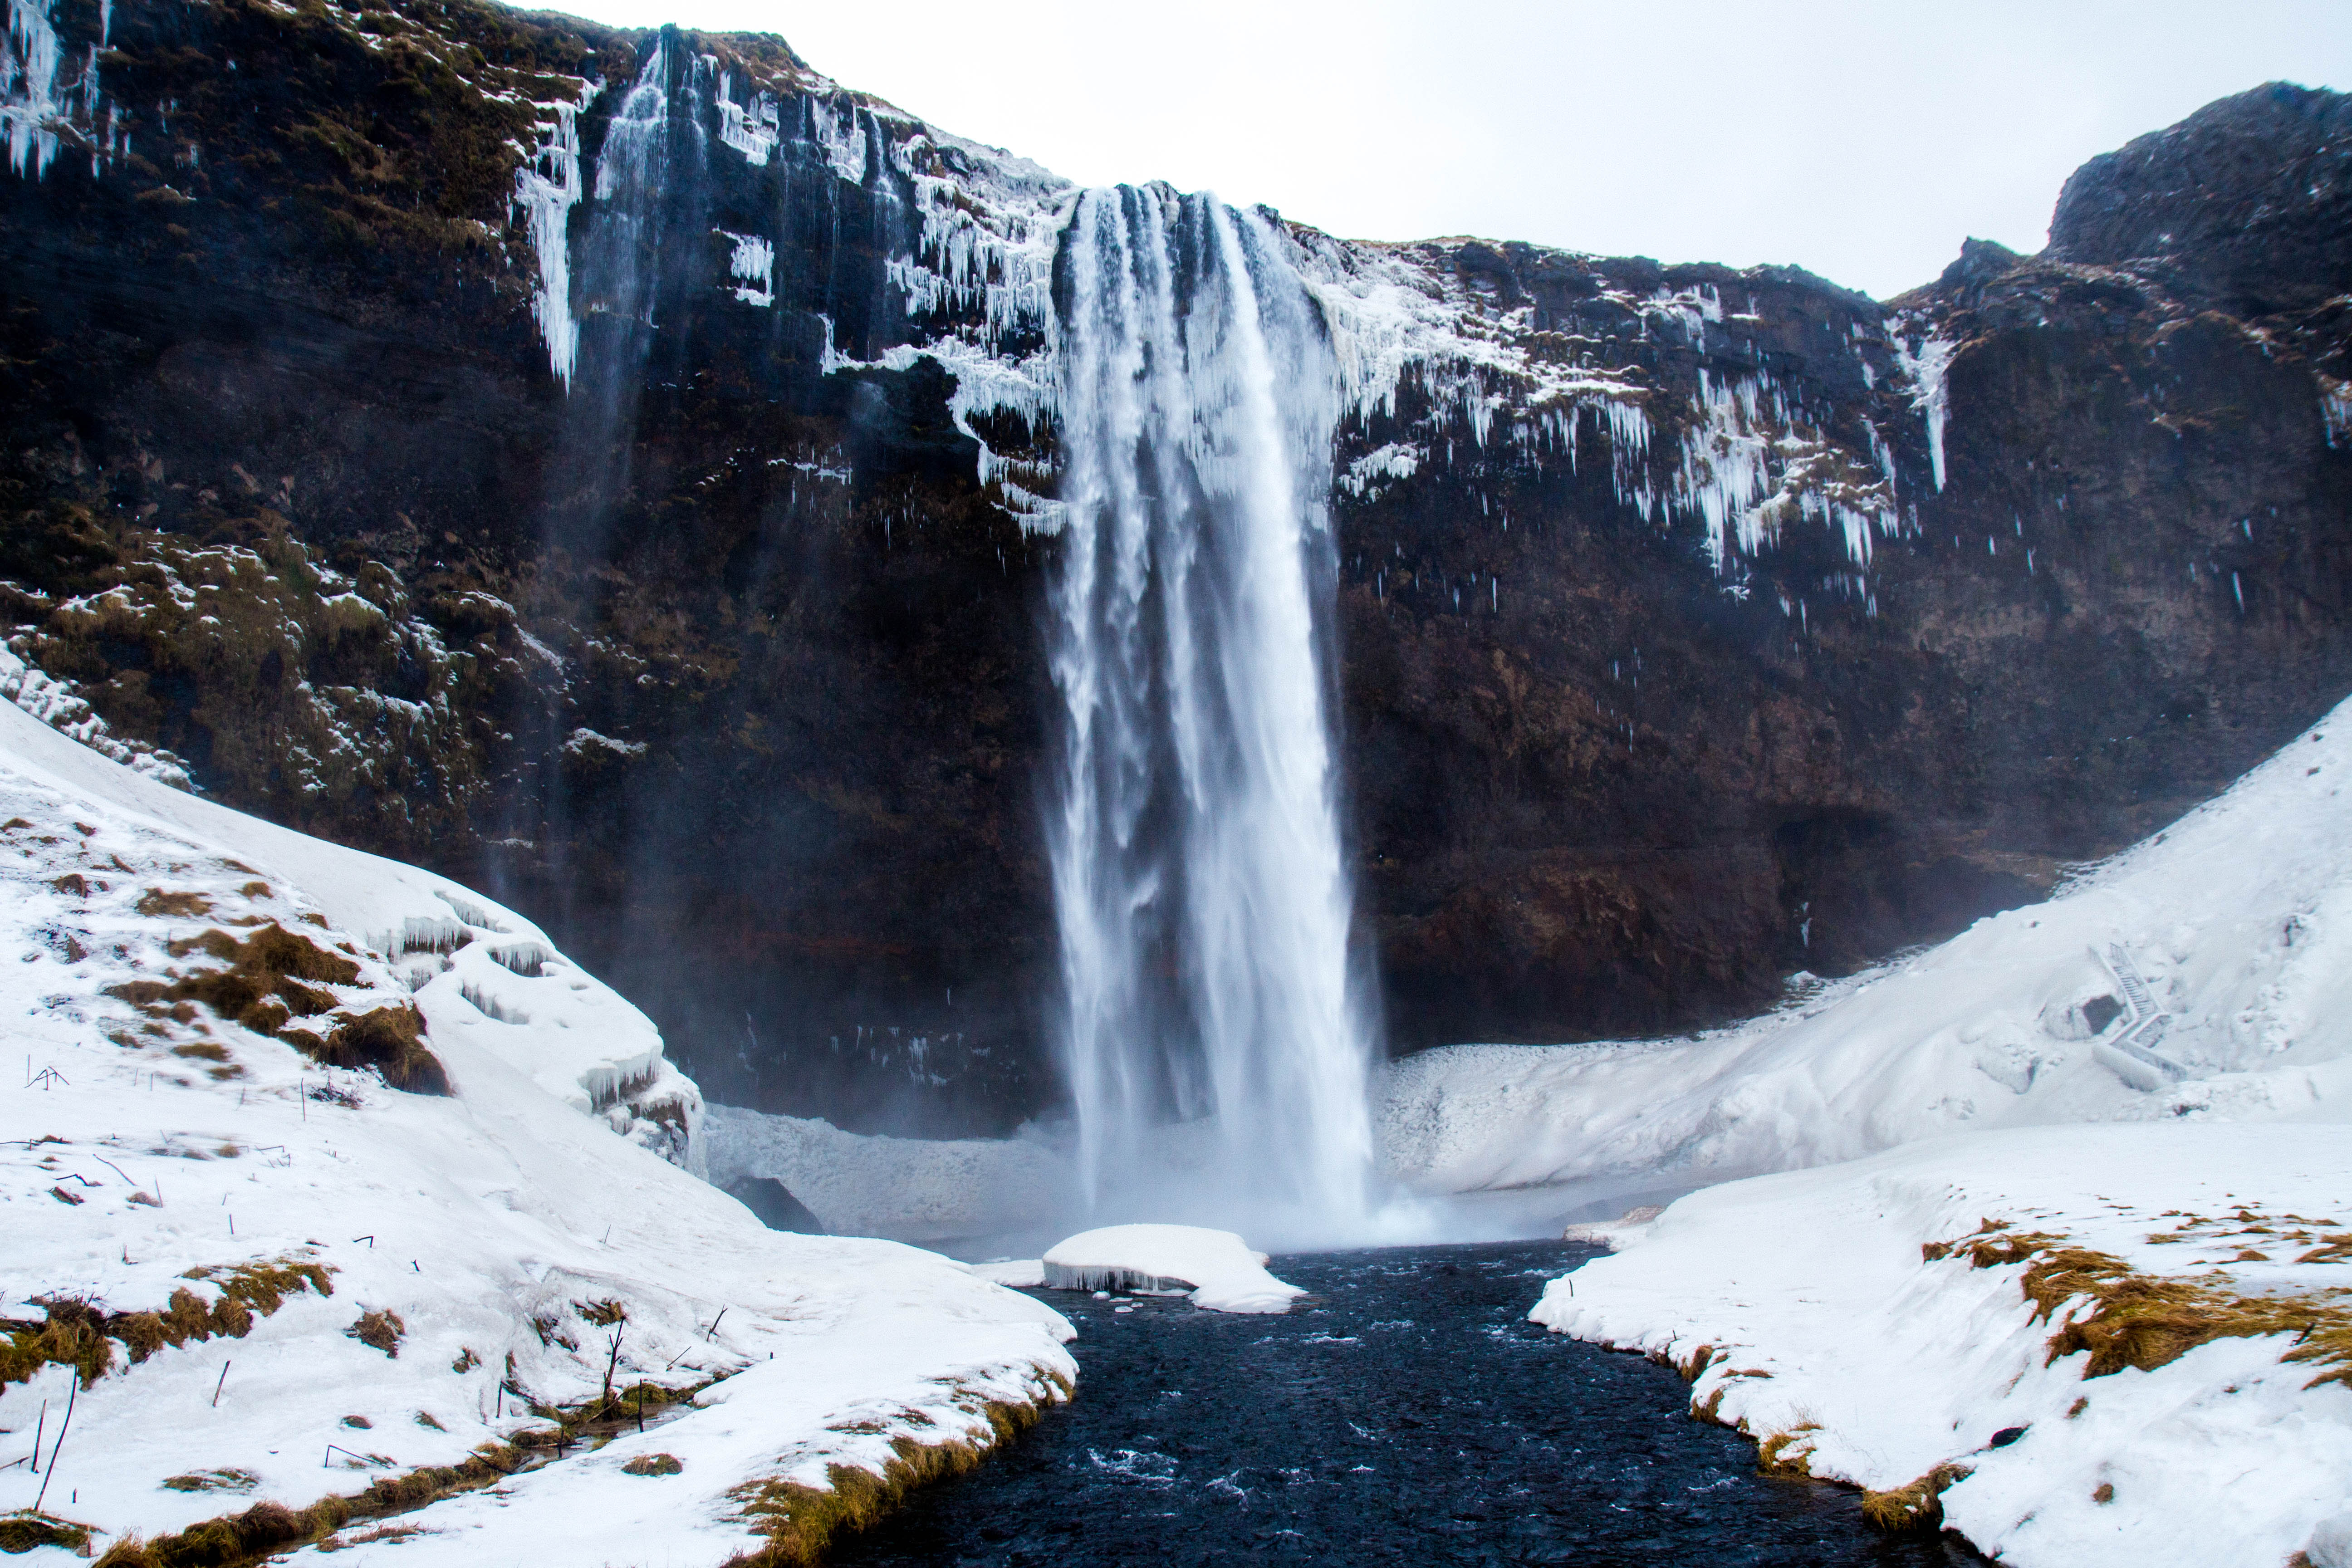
[1042,186,1393,1251]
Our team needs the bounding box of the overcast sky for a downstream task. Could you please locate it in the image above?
[520,0,2349,300]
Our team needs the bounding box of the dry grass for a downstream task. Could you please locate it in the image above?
[347,1309,405,1357]
[0,1512,93,1554]
[136,889,214,917]
[722,1398,1047,1567]
[2,1259,334,1391]
[107,924,446,1093]
[162,1470,259,1495]
[98,1445,528,1568]
[622,1453,684,1476]
[1920,1218,2352,1385]
[1860,1463,1972,1531]
[1755,1424,1821,1477]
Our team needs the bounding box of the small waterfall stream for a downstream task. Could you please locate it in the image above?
[1046,186,1375,1236]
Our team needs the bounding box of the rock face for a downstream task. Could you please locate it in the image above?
[2,0,2347,1131]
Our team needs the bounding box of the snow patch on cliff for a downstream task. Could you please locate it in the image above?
[1,640,196,790]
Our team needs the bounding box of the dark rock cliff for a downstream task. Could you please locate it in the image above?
[2,0,2346,1131]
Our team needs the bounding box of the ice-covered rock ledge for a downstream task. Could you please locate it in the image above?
[0,700,1074,1565]
[1532,1124,2352,1567]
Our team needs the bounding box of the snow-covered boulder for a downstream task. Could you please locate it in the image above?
[1040,1225,1302,1313]
[1530,1124,2352,1568]
[1380,696,2352,1199]
[0,698,1074,1564]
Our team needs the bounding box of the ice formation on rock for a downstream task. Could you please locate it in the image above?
[1044,186,1374,1232]
[721,228,773,306]
[512,81,600,390]
[1041,1223,1302,1313]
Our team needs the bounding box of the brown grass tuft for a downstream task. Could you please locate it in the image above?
[622,1453,684,1476]
[3,1260,333,1392]
[0,1511,92,1554]
[1860,1463,1972,1531]
[137,889,214,917]
[1755,1423,1820,1477]
[100,1445,531,1568]
[108,925,447,1093]
[722,1398,1047,1567]
[1921,1225,2352,1384]
[347,1310,405,1357]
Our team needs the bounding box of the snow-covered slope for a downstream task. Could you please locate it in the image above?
[1531,1125,2352,1568]
[0,699,1073,1563]
[1381,694,2352,1199]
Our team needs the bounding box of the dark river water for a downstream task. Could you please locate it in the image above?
[830,1240,1986,1566]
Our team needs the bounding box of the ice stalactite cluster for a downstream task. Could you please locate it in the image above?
[1279,227,1924,607]
[4,0,115,181]
[2,0,65,176]
[512,80,599,390]
[1894,326,1959,490]
[712,69,776,166]
[1046,186,1373,1237]
[494,24,1960,617]
[721,228,773,306]
[1668,369,1900,587]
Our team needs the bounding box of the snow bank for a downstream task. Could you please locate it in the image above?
[1040,1225,1302,1313]
[703,1102,1063,1242]
[1531,1124,2352,1568]
[0,698,1073,1563]
[1381,695,2352,1198]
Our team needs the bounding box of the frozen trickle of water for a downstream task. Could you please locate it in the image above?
[1896,330,1958,491]
[512,79,599,390]
[586,40,674,326]
[1047,186,1373,1235]
[4,0,66,179]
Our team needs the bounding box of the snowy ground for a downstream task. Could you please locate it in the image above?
[0,699,1073,1563]
[1380,697,2352,1201]
[1533,1124,2352,1568]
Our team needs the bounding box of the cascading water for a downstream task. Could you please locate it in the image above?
[1047,185,1375,1238]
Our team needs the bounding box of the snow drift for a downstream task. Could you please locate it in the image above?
[0,698,1073,1563]
[1532,1124,2352,1568]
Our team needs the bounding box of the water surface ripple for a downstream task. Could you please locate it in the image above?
[831,1240,1987,1565]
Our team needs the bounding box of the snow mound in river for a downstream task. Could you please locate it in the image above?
[1042,1225,1302,1313]
[1381,694,2352,1198]
[0,698,1073,1563]
[1532,1124,2352,1568]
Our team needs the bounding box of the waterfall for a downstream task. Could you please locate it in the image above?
[1047,185,1375,1235]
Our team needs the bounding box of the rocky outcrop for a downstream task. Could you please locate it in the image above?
[2,0,2346,1130]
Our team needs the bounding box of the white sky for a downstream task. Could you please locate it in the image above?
[518,0,2351,300]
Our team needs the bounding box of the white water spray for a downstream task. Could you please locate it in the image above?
[1047,186,1374,1238]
